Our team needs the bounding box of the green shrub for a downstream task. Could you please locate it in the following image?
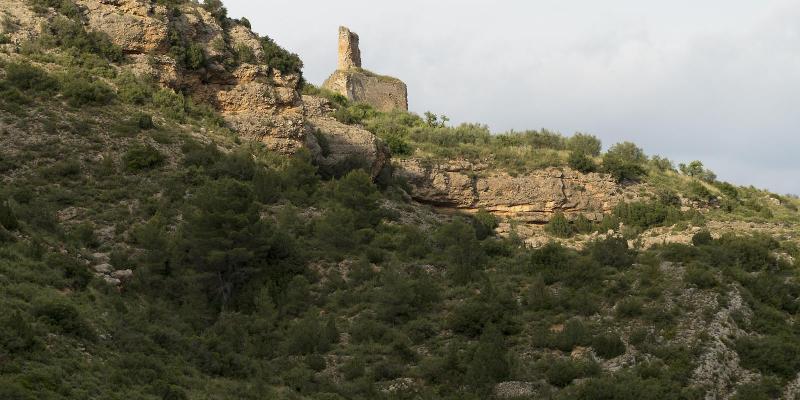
[573,214,593,234]
[615,297,644,318]
[0,200,19,230]
[435,219,487,284]
[732,378,782,400]
[735,335,800,379]
[545,358,600,387]
[550,319,591,352]
[116,71,154,104]
[611,201,685,230]
[384,133,413,156]
[235,43,257,65]
[45,252,92,289]
[340,356,366,380]
[27,0,80,18]
[41,17,123,61]
[568,151,596,173]
[33,300,95,340]
[567,133,602,156]
[153,88,187,121]
[602,142,647,182]
[585,237,633,268]
[545,212,573,238]
[123,143,164,171]
[472,208,498,240]
[5,62,60,94]
[260,35,303,77]
[60,73,116,106]
[466,324,509,391]
[683,263,717,289]
[573,373,684,400]
[592,333,626,359]
[201,0,228,25]
[0,311,39,354]
[137,113,155,130]
[184,43,206,70]
[285,313,338,355]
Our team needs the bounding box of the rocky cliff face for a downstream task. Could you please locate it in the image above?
[322,26,408,112]
[1,0,389,175]
[395,158,644,224]
[74,0,309,153]
[304,95,390,178]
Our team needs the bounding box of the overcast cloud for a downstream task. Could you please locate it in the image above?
[225,0,800,194]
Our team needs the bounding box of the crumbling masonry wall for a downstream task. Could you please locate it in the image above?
[323,26,408,112]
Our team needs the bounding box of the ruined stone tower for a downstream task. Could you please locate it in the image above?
[322,26,409,112]
[337,27,361,70]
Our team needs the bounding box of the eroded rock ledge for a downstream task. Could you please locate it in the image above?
[394,158,643,224]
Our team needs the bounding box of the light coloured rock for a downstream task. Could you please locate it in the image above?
[784,373,800,400]
[228,24,264,62]
[689,288,758,399]
[7,0,386,173]
[302,94,336,118]
[0,0,47,46]
[111,269,134,280]
[394,158,638,224]
[103,276,121,286]
[493,381,545,399]
[127,54,180,88]
[76,0,169,54]
[94,263,112,273]
[322,26,408,112]
[57,207,85,222]
[337,26,361,70]
[92,253,110,263]
[307,114,389,178]
[323,69,408,112]
[193,65,306,153]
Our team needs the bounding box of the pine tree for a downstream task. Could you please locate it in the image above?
[466,324,509,392]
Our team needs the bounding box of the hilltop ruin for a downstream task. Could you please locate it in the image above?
[322,26,408,112]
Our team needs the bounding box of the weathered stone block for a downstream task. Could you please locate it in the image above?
[322,26,408,112]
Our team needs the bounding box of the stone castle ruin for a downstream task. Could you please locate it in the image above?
[337,27,362,70]
[323,27,408,112]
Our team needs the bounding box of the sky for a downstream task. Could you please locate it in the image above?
[225,0,800,194]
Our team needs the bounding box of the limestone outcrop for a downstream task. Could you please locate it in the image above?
[76,0,169,54]
[303,95,390,178]
[322,26,408,112]
[3,0,391,175]
[394,158,643,224]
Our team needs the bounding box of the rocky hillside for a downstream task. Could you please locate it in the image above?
[1,1,800,400]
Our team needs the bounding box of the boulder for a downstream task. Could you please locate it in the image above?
[111,269,134,280]
[307,115,389,179]
[303,95,389,178]
[93,263,112,273]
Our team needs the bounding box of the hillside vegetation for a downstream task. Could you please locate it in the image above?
[1,1,800,400]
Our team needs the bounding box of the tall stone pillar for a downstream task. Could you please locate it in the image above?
[337,26,361,70]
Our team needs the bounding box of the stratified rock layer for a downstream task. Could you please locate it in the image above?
[395,158,640,224]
